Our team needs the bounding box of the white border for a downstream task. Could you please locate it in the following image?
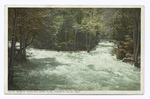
[4,5,145,95]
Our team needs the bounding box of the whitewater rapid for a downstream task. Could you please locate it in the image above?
[25,41,140,90]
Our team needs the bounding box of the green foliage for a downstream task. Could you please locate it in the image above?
[109,8,141,63]
[114,35,134,59]
[42,8,106,48]
[109,9,133,41]
[8,8,45,42]
[79,8,106,36]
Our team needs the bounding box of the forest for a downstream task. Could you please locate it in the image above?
[8,8,141,90]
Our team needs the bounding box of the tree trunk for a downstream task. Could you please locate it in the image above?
[88,33,91,52]
[8,9,17,86]
[135,26,140,67]
[40,37,42,48]
[65,29,67,50]
[8,36,16,86]
[74,29,77,52]
[86,32,88,52]
[22,31,26,60]
[20,32,22,54]
[19,26,23,60]
[132,9,139,67]
[76,32,78,47]
[135,10,141,68]
[87,9,94,52]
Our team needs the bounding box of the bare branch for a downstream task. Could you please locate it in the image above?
[17,13,33,24]
[17,10,40,24]
[25,37,34,47]
[18,9,26,14]
[8,22,13,27]
[25,30,31,42]
[9,13,14,20]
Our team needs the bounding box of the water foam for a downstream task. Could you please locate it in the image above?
[26,41,140,90]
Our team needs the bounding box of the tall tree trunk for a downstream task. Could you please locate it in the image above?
[65,29,67,50]
[135,9,141,68]
[8,9,17,86]
[14,26,23,61]
[40,37,42,48]
[74,29,77,52]
[132,9,139,67]
[19,26,23,59]
[8,36,16,86]
[86,32,88,52]
[22,31,26,60]
[135,24,140,67]
[20,32,22,54]
[88,9,94,52]
[88,33,91,52]
[76,32,78,47]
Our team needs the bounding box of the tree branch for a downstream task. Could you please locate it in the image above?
[18,9,26,14]
[17,10,40,24]
[25,30,31,42]
[8,21,13,27]
[17,13,33,24]
[9,13,14,20]
[25,37,34,47]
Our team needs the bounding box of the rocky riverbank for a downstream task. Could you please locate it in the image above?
[122,53,141,68]
[113,40,141,68]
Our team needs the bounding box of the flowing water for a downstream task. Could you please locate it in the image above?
[16,41,140,90]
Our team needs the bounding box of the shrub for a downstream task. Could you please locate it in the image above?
[114,35,134,59]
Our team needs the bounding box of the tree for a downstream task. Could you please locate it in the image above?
[25,8,105,52]
[8,8,45,87]
[78,8,105,52]
[109,8,141,67]
[109,9,133,41]
[132,8,141,68]
[8,8,26,86]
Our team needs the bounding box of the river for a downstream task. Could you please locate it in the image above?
[15,41,140,90]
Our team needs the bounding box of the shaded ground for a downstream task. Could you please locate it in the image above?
[11,58,69,90]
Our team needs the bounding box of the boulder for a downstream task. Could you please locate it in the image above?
[122,57,134,63]
[126,53,133,58]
